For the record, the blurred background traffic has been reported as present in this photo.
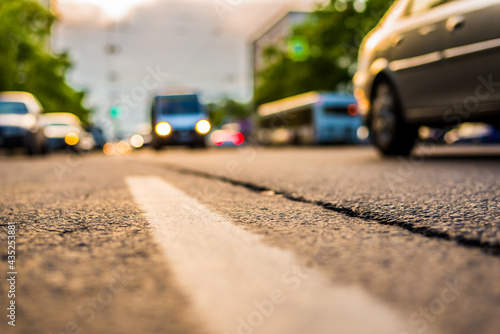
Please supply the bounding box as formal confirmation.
[1,0,499,157]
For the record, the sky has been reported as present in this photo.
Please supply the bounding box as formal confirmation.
[52,0,327,135]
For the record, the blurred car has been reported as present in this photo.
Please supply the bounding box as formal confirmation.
[39,113,95,152]
[0,91,46,155]
[86,125,106,148]
[151,94,210,149]
[444,123,500,144]
[209,123,245,147]
[354,0,500,155]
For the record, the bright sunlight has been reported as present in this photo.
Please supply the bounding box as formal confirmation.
[65,0,154,20]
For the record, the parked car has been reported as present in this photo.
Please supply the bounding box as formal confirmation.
[39,113,94,152]
[0,91,47,155]
[354,0,500,155]
[151,94,210,149]
[445,123,500,144]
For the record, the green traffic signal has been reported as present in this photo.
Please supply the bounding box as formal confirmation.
[288,36,309,62]
[110,106,123,119]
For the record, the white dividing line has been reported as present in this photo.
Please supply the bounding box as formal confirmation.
[126,176,410,334]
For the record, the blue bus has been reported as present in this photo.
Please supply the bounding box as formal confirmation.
[257,91,365,145]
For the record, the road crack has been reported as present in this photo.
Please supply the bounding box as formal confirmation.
[160,162,499,256]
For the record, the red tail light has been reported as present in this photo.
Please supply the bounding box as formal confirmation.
[232,132,244,145]
[347,104,359,116]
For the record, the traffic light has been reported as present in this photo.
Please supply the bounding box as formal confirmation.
[288,36,309,62]
[110,106,123,119]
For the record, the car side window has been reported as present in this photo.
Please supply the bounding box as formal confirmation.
[405,0,449,16]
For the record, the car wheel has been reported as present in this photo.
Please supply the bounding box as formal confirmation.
[197,138,207,148]
[25,134,40,156]
[292,131,302,146]
[190,137,206,149]
[151,136,164,151]
[371,81,418,156]
[40,142,49,155]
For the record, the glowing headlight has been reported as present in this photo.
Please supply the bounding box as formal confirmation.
[130,134,144,148]
[195,120,211,135]
[155,122,171,136]
[65,132,79,146]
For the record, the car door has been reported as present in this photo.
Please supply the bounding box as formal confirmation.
[442,0,500,117]
[388,0,450,119]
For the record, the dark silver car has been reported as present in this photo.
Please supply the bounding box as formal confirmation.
[354,0,500,155]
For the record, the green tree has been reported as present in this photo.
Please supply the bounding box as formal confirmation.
[0,0,91,122]
[206,98,251,127]
[254,0,394,106]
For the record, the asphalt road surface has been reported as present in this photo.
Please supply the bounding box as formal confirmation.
[0,145,499,334]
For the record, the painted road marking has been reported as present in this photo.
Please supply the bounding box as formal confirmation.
[126,176,412,334]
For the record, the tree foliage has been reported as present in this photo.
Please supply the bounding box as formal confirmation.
[254,0,394,106]
[206,99,251,127]
[0,0,90,122]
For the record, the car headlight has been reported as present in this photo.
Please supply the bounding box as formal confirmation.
[155,122,172,136]
[65,132,79,146]
[195,120,211,135]
[130,134,144,148]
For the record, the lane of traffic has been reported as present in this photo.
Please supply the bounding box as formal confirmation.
[149,156,500,334]
[134,147,500,252]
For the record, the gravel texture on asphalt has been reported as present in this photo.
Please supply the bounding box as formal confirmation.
[153,159,500,334]
[139,146,500,253]
[1,148,499,334]
[0,154,204,334]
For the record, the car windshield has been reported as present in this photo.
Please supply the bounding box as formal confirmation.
[0,102,29,115]
[157,97,200,115]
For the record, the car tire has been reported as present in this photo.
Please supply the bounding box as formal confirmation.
[292,131,302,146]
[25,134,40,156]
[41,144,49,155]
[151,135,163,151]
[370,80,418,156]
[190,136,206,149]
[197,138,207,148]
